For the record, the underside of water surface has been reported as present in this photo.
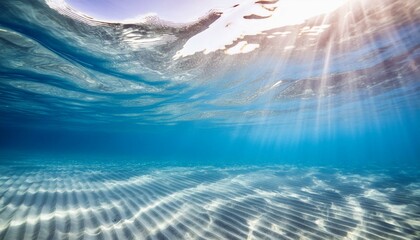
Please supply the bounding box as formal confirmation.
[0,0,419,239]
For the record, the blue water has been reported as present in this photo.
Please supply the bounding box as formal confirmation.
[0,0,419,239]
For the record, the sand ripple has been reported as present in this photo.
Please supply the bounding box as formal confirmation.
[0,164,419,239]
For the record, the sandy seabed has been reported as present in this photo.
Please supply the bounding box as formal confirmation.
[0,162,419,240]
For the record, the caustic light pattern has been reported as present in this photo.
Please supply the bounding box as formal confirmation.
[0,164,419,240]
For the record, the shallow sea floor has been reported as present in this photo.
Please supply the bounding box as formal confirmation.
[0,158,419,240]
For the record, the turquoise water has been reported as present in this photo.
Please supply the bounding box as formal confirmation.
[0,0,419,239]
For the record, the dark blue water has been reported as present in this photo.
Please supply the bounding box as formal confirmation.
[0,0,419,239]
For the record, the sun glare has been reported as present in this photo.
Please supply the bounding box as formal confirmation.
[174,0,348,58]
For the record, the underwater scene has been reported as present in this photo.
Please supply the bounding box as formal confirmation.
[0,0,419,239]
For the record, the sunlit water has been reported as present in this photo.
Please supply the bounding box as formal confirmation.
[0,0,419,239]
